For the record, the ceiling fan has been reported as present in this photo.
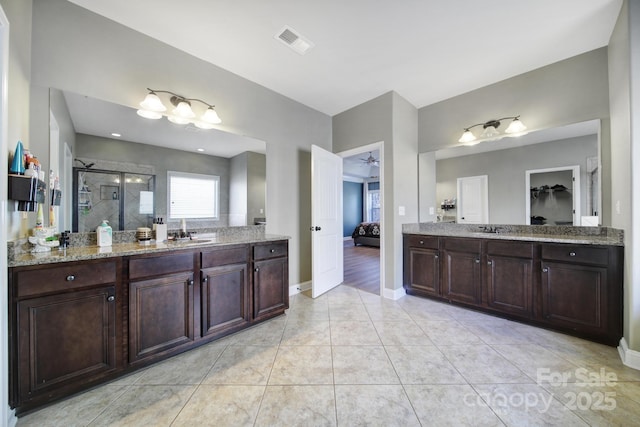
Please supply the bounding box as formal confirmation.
[359,152,379,167]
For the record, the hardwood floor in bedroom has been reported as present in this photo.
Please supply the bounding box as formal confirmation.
[343,239,380,295]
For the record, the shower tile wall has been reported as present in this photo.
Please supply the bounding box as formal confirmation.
[78,171,121,232]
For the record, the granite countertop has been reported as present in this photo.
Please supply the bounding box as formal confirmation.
[402,223,624,246]
[9,234,290,268]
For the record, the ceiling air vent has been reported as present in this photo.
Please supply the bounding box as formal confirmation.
[275,25,314,55]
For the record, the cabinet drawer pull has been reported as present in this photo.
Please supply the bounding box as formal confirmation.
[419,240,424,245]
[107,295,115,302]
[270,249,276,253]
[66,275,75,281]
[542,268,548,273]
[569,252,576,257]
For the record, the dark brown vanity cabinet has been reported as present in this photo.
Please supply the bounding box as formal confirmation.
[128,252,196,365]
[441,238,482,305]
[201,245,251,338]
[540,244,621,344]
[252,241,289,321]
[9,259,122,410]
[485,240,534,318]
[403,234,623,346]
[403,236,440,297]
[10,240,290,414]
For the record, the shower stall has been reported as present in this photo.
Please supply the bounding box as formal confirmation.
[73,168,156,232]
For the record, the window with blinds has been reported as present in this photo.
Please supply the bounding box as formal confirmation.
[168,171,219,219]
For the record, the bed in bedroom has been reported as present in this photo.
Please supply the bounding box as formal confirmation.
[351,222,380,247]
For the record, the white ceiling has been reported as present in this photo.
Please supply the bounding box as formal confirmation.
[68,0,622,116]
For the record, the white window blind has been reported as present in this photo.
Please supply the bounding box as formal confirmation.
[168,171,219,219]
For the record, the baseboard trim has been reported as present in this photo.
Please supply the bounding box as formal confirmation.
[289,280,312,296]
[618,337,640,370]
[383,287,406,300]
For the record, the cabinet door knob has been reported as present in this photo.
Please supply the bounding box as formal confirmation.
[188,279,194,286]
[66,275,75,281]
[542,268,548,273]
[107,295,115,302]
[487,261,492,265]
[255,267,260,272]
[434,255,439,259]
[569,252,576,257]
[475,259,480,264]
[202,276,208,284]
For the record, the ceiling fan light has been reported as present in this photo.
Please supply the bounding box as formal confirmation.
[167,115,191,125]
[505,117,527,134]
[139,92,166,112]
[136,109,163,120]
[201,107,222,124]
[173,101,195,119]
[458,130,477,144]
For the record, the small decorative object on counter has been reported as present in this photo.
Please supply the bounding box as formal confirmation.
[96,220,113,247]
[10,140,25,175]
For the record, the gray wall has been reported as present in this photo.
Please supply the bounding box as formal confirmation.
[75,133,231,228]
[333,91,419,296]
[29,0,332,285]
[1,1,34,423]
[418,48,612,225]
[436,135,598,224]
[609,0,640,352]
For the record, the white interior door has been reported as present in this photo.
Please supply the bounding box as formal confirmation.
[311,145,343,298]
[457,175,488,223]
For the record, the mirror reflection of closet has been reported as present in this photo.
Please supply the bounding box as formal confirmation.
[73,168,155,232]
[526,166,580,226]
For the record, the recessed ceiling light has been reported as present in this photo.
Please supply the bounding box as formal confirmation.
[111,133,121,137]
[196,148,205,152]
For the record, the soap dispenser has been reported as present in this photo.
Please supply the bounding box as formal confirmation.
[96,220,112,247]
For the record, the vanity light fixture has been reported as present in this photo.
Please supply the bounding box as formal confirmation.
[137,88,222,128]
[458,115,527,145]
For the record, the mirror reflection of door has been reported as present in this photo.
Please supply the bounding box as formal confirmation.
[457,175,488,224]
[526,166,580,225]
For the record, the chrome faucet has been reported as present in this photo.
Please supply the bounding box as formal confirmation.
[479,225,502,234]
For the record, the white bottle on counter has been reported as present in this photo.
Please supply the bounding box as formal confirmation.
[96,220,112,247]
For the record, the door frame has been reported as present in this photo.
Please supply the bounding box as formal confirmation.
[337,141,385,296]
[525,165,580,225]
[0,4,14,424]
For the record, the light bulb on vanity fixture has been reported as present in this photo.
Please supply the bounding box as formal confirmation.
[458,115,527,145]
[137,88,222,128]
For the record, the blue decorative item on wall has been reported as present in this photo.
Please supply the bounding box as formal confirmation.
[10,140,25,174]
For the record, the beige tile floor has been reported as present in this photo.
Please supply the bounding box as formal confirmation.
[17,285,640,426]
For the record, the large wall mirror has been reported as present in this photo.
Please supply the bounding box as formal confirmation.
[49,88,267,233]
[419,119,603,226]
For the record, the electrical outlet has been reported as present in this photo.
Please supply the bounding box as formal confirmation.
[399,206,405,216]
[429,207,435,215]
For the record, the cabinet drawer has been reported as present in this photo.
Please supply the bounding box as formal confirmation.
[541,244,609,266]
[15,260,117,298]
[441,237,481,253]
[253,242,287,260]
[129,252,194,279]
[487,240,533,259]
[201,246,248,268]
[404,235,438,249]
